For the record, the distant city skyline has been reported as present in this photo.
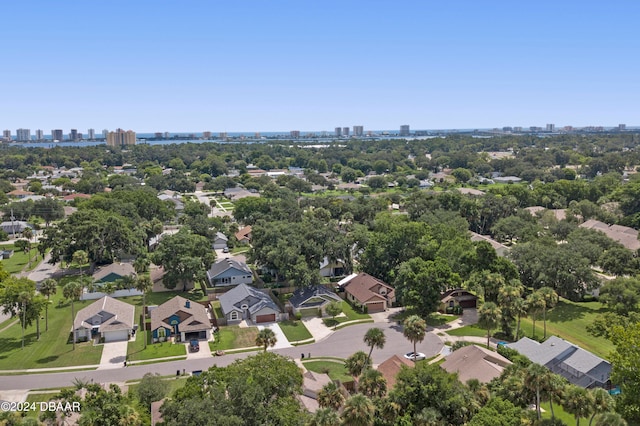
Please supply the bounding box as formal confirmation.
[2,1,639,131]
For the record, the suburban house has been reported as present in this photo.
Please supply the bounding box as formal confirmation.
[72,296,135,342]
[235,226,252,244]
[157,193,184,212]
[508,336,611,388]
[206,258,253,288]
[470,232,510,257]
[440,344,512,383]
[150,296,212,343]
[338,272,395,313]
[377,355,414,390]
[0,221,30,235]
[319,257,347,278]
[212,231,228,250]
[287,285,343,316]
[439,288,478,312]
[218,283,282,324]
[92,263,136,283]
[579,219,640,251]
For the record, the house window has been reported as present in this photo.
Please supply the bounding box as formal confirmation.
[158,328,166,338]
[380,288,387,296]
[230,311,238,320]
[449,301,454,308]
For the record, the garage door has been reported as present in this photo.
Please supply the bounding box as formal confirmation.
[104,330,129,342]
[255,314,276,323]
[366,302,385,313]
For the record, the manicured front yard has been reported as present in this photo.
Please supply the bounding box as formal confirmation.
[323,301,371,327]
[279,320,312,341]
[303,360,352,382]
[446,324,488,338]
[0,291,103,370]
[126,308,186,362]
[210,326,259,351]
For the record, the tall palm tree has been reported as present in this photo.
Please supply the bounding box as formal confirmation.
[358,368,387,398]
[478,302,501,348]
[39,278,57,332]
[72,250,89,278]
[526,291,546,339]
[255,328,277,352]
[63,281,83,350]
[538,287,559,339]
[526,362,549,421]
[134,275,153,348]
[512,297,527,341]
[563,385,594,426]
[546,371,568,421]
[345,351,371,386]
[363,327,386,364]
[309,408,341,426]
[402,315,427,360]
[592,412,628,426]
[589,388,614,426]
[23,227,33,268]
[18,291,31,350]
[341,394,375,426]
[497,283,523,340]
[318,381,345,411]
[133,255,150,275]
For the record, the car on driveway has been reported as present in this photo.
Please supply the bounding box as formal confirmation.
[189,339,200,352]
[404,351,426,361]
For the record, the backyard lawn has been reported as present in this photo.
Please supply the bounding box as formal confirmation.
[279,320,313,342]
[0,244,40,274]
[303,360,352,382]
[210,326,259,351]
[0,287,103,370]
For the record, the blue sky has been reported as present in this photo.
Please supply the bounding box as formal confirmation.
[1,1,639,133]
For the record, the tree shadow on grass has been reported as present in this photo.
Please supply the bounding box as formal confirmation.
[546,301,592,323]
[36,355,59,364]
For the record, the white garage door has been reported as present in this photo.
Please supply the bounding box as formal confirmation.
[104,330,129,342]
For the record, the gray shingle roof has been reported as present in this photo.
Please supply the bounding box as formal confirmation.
[289,285,341,309]
[73,296,135,332]
[206,258,251,280]
[92,263,135,282]
[218,284,281,316]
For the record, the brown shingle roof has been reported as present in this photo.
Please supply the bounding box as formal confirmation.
[440,344,512,384]
[579,219,640,251]
[73,296,135,332]
[343,273,394,305]
[377,355,414,390]
[235,226,252,241]
[150,296,210,333]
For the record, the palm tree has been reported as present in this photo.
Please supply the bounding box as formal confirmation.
[63,281,83,350]
[402,315,427,360]
[72,250,89,278]
[588,388,614,426]
[318,381,345,411]
[133,255,150,275]
[39,278,57,332]
[134,275,153,348]
[23,227,33,268]
[345,351,371,386]
[512,297,527,341]
[526,362,549,420]
[546,371,568,421]
[478,302,501,348]
[526,291,546,338]
[592,412,628,426]
[341,394,375,426]
[466,378,490,407]
[497,283,523,340]
[413,407,441,426]
[358,368,387,398]
[255,328,277,352]
[309,408,341,426]
[563,385,594,426]
[18,291,31,350]
[538,287,559,339]
[363,327,386,364]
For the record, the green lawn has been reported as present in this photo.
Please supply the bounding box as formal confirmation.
[126,304,186,361]
[446,324,488,338]
[303,360,352,382]
[428,313,457,326]
[209,326,259,351]
[0,244,40,274]
[323,301,371,327]
[0,287,103,370]
[540,401,575,425]
[519,299,614,360]
[279,320,312,341]
[24,392,58,419]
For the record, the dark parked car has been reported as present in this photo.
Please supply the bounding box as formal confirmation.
[189,339,200,352]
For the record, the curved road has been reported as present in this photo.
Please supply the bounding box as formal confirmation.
[0,321,443,391]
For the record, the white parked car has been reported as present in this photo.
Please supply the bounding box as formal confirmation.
[404,351,426,361]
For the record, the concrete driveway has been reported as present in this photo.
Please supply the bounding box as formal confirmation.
[185,339,213,359]
[97,341,128,370]
[257,323,292,350]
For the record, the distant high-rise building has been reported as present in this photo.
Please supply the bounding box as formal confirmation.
[400,125,410,136]
[16,128,31,141]
[353,126,364,136]
[546,123,555,132]
[154,132,163,139]
[69,129,78,141]
[513,127,523,132]
[203,131,212,139]
[619,124,626,131]
[2,130,11,141]
[87,128,95,140]
[52,129,64,141]
[342,127,350,137]
[163,132,170,139]
[335,127,342,137]
[254,132,261,139]
[102,129,109,139]
[219,132,228,140]
[290,130,300,139]
[502,127,513,132]
[106,128,136,147]
[35,129,44,141]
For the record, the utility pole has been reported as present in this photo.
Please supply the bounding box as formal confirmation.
[10,208,16,238]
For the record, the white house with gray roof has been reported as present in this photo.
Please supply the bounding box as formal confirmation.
[206,258,253,288]
[218,283,282,324]
[73,296,135,342]
[508,336,611,388]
